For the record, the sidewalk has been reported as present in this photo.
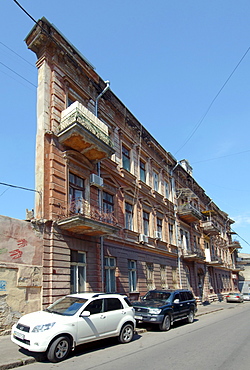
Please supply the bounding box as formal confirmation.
[0,301,237,370]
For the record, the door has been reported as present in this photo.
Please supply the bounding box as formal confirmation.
[76,298,107,344]
[103,298,126,335]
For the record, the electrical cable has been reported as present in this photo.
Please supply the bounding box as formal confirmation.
[232,230,250,247]
[0,61,36,87]
[192,149,250,164]
[0,181,41,194]
[0,40,36,68]
[174,46,250,155]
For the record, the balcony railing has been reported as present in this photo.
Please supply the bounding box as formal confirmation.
[228,240,242,249]
[182,248,205,261]
[56,198,119,236]
[202,221,220,235]
[57,102,114,161]
[177,203,202,223]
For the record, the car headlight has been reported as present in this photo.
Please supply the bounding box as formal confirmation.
[32,322,56,332]
[148,308,161,314]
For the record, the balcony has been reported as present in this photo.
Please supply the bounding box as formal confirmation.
[228,240,242,249]
[56,199,119,236]
[202,221,220,235]
[182,248,205,261]
[207,256,223,266]
[57,102,114,161]
[177,203,202,223]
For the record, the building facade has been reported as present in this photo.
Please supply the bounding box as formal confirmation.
[23,17,241,308]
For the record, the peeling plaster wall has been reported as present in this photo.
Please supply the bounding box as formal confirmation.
[0,216,43,335]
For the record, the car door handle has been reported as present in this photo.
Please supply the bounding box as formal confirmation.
[180,304,183,306]
[100,315,106,319]
[122,311,126,315]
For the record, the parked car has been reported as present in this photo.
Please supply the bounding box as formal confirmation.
[242,293,250,301]
[226,292,244,303]
[133,289,197,331]
[11,293,135,362]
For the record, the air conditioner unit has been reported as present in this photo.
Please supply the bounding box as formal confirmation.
[154,231,162,240]
[139,234,148,244]
[90,174,103,187]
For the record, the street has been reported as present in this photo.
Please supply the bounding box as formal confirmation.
[17,303,250,370]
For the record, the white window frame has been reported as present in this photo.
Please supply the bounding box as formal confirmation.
[105,257,116,293]
[128,260,137,292]
[70,251,86,293]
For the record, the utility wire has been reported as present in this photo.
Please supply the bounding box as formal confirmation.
[13,0,79,68]
[192,149,250,164]
[0,61,36,87]
[0,40,36,68]
[0,182,41,194]
[232,230,250,247]
[175,46,250,155]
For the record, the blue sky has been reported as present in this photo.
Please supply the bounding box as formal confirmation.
[1,0,250,252]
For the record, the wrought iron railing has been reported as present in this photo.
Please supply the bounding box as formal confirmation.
[57,198,118,226]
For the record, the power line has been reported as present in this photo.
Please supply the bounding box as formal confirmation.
[232,230,250,247]
[175,46,250,155]
[13,0,80,69]
[0,182,41,194]
[192,149,250,164]
[0,40,36,68]
[0,61,36,87]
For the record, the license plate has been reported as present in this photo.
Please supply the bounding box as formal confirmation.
[135,315,143,320]
[14,331,25,340]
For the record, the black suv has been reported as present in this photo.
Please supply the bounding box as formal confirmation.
[133,289,197,331]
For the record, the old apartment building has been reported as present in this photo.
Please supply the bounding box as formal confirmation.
[19,17,241,309]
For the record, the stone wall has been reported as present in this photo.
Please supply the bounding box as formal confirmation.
[0,215,43,335]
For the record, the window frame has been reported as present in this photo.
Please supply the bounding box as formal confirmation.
[128,260,137,292]
[70,251,86,293]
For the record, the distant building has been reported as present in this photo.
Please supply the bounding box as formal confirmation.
[236,253,250,293]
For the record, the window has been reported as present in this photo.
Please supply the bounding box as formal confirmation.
[157,217,162,233]
[153,171,159,192]
[168,223,174,244]
[128,260,137,292]
[160,265,167,289]
[85,299,103,315]
[143,211,149,236]
[140,160,146,182]
[70,251,86,293]
[122,145,130,171]
[172,267,178,289]
[105,257,116,293]
[105,298,123,311]
[125,202,133,230]
[146,263,154,290]
[165,181,170,199]
[103,192,114,214]
[69,173,85,214]
[67,96,75,107]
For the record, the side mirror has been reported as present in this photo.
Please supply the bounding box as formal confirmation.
[173,299,180,304]
[80,310,90,317]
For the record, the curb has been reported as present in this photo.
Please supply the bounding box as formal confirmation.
[0,357,36,370]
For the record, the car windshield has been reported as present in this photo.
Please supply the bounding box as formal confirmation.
[143,291,171,302]
[45,297,88,316]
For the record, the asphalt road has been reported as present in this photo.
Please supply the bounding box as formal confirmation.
[18,303,250,370]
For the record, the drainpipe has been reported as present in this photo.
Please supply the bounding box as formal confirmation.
[95,81,110,292]
[170,162,183,289]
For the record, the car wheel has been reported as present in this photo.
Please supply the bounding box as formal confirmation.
[118,323,134,344]
[159,314,171,331]
[47,336,71,362]
[186,310,194,323]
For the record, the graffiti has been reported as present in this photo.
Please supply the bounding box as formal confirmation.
[17,239,28,248]
[9,249,23,259]
[9,238,28,260]
[0,280,7,291]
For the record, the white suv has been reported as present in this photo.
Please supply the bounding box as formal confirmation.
[11,293,135,362]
